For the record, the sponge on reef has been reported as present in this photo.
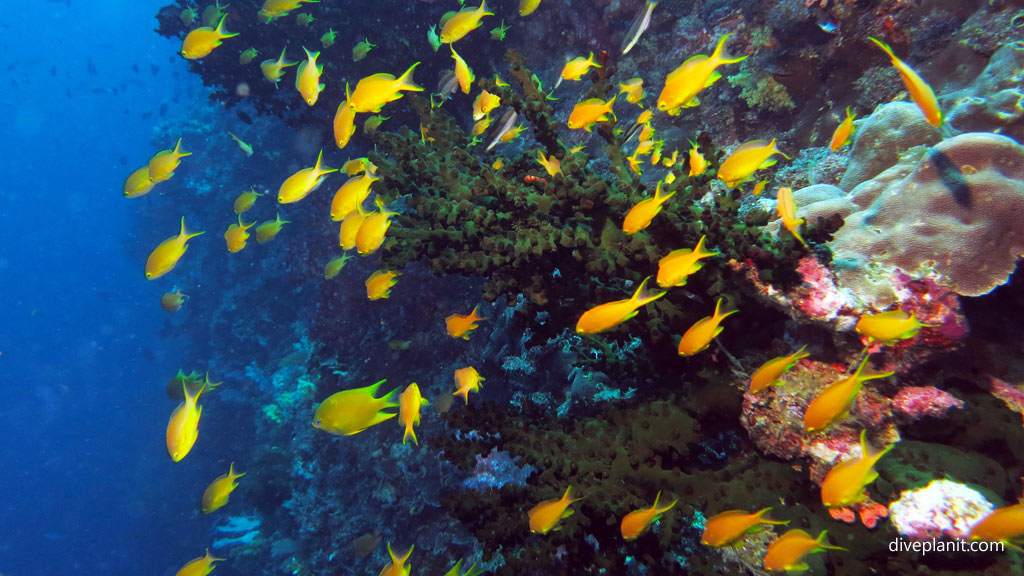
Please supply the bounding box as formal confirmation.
[830,132,1024,307]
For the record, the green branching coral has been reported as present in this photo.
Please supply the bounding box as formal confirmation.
[727,61,796,114]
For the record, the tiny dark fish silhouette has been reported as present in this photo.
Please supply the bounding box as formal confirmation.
[927,148,972,208]
[150,63,159,75]
[87,58,97,75]
[132,63,139,74]
[237,110,253,124]
[159,102,168,117]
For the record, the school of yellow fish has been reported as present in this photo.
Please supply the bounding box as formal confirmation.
[136,2,1023,573]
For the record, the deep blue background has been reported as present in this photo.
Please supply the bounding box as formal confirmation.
[0,2,218,574]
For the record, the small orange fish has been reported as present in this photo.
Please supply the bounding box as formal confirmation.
[201,462,245,514]
[174,549,224,576]
[620,491,677,540]
[453,366,484,404]
[334,91,358,150]
[354,199,397,255]
[869,37,941,127]
[804,355,893,433]
[161,288,188,312]
[312,379,399,436]
[763,529,844,572]
[446,306,487,339]
[339,206,369,251]
[398,382,429,445]
[233,187,263,214]
[820,429,894,508]
[224,215,256,253]
[181,14,237,60]
[701,507,789,548]
[622,181,675,235]
[829,107,856,151]
[776,187,808,248]
[576,276,665,334]
[146,217,204,280]
[749,345,809,393]
[379,543,414,576]
[687,141,706,177]
[123,166,155,198]
[148,138,191,183]
[655,235,719,288]
[255,213,290,243]
[967,504,1024,548]
[166,379,209,462]
[677,298,737,356]
[855,310,938,344]
[528,486,583,534]
[365,270,401,300]
[567,95,616,131]
[278,149,338,204]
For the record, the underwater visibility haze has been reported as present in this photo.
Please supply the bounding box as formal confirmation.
[4,0,1024,574]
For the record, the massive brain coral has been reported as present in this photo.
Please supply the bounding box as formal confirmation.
[829,132,1024,308]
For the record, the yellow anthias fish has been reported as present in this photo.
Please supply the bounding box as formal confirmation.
[354,199,397,255]
[446,306,487,339]
[490,20,511,41]
[255,213,290,243]
[700,507,788,547]
[259,0,317,22]
[451,46,474,94]
[201,1,228,28]
[443,559,483,576]
[576,276,666,334]
[528,486,583,534]
[224,215,256,253]
[626,152,644,176]
[568,95,616,131]
[687,141,706,176]
[657,34,747,115]
[472,90,501,120]
[146,217,204,280]
[829,107,856,151]
[869,37,941,127]
[278,149,337,204]
[233,187,263,214]
[123,166,155,198]
[161,288,188,312]
[148,138,191,183]
[398,382,429,445]
[471,116,492,137]
[536,150,561,176]
[312,379,399,436]
[619,77,644,104]
[763,529,844,572]
[342,157,372,176]
[623,181,675,235]
[181,6,198,26]
[261,47,298,86]
[820,429,894,507]
[662,148,679,168]
[749,345,810,393]
[347,62,423,113]
[561,52,601,81]
[334,90,358,150]
[499,124,526,143]
[324,253,353,279]
[677,298,737,356]
[855,310,937,344]
[295,47,325,106]
[439,1,493,44]
[181,14,237,60]
[330,173,378,221]
[175,549,224,576]
[239,47,259,65]
[379,543,414,576]
[352,38,376,62]
[718,138,790,188]
[201,462,245,514]
[775,186,808,248]
[321,28,337,48]
[519,0,541,16]
[453,366,484,404]
[804,355,894,433]
[634,135,655,154]
[656,235,719,288]
[636,109,653,125]
[620,491,677,540]
[751,180,769,196]
[968,504,1024,548]
[227,132,254,157]
[166,379,208,462]
[363,114,389,134]
[339,206,369,250]
[366,270,401,300]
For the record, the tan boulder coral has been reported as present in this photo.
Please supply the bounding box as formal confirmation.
[830,132,1024,308]
[839,102,943,192]
[945,41,1024,142]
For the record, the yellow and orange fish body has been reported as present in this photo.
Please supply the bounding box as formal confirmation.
[687,141,706,176]
[451,46,474,94]
[619,77,644,104]
[146,217,204,280]
[869,37,941,127]
[124,166,155,198]
[620,491,677,540]
[656,235,719,288]
[181,14,237,60]
[453,366,484,404]
[568,96,616,131]
[829,107,856,151]
[296,47,325,106]
[804,355,893,433]
[161,288,188,312]
[334,89,358,150]
[366,270,401,300]
[379,543,414,576]
[820,429,894,507]
[330,173,378,221]
[233,187,263,214]
[855,310,938,344]
[259,0,318,22]
[701,507,788,548]
[718,138,789,188]
[473,90,501,120]
[224,215,256,253]
[354,199,397,255]
[528,486,583,534]
[312,379,399,436]
[561,52,601,81]
[677,298,737,356]
[576,276,665,334]
[398,383,429,445]
[657,34,747,115]
[175,549,224,576]
[967,504,1024,548]
[348,63,423,113]
[446,306,487,339]
[439,2,493,44]
[201,462,245,514]
[261,47,297,85]
[774,186,808,248]
[148,138,191,183]
[536,150,562,176]
[519,0,542,17]
[763,529,844,572]
[278,149,337,204]
[255,213,290,243]
[339,206,370,250]
[623,181,675,234]
[166,379,209,462]
[749,345,809,393]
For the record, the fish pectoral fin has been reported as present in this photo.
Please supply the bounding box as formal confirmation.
[788,562,810,573]
[562,508,576,519]
[682,96,700,108]
[368,411,398,427]
[759,158,778,169]
[704,71,722,87]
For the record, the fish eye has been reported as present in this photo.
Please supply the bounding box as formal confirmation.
[313,419,321,427]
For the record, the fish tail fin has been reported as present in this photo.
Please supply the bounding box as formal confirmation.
[769,138,792,160]
[463,562,484,576]
[396,62,423,92]
[589,51,601,68]
[228,461,245,478]
[654,180,676,204]
[204,548,226,563]
[694,235,720,257]
[606,94,618,121]
[403,423,417,445]
[471,305,489,322]
[214,14,238,38]
[388,543,414,564]
[756,507,789,525]
[379,385,401,408]
[792,344,811,361]
[179,216,205,240]
[173,137,192,157]
[631,276,667,306]
[867,37,895,60]
[713,297,738,320]
[454,389,469,404]
[711,34,747,64]
[815,530,847,551]
[479,0,494,17]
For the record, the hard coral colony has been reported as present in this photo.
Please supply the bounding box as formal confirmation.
[145,0,1024,575]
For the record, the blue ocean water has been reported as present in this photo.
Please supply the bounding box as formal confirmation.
[0,2,205,574]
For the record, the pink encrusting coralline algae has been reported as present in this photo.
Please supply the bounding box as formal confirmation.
[892,386,965,422]
[889,480,995,540]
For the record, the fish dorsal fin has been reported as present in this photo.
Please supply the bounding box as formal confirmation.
[733,139,770,154]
